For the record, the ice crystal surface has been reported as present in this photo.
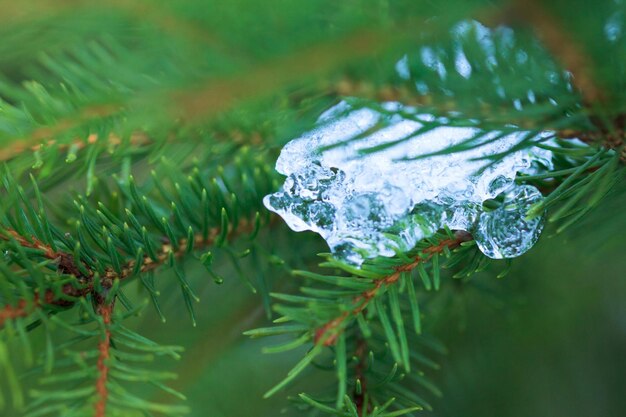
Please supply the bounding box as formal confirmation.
[474,185,545,259]
[264,100,553,265]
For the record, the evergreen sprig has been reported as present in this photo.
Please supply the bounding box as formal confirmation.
[0,1,624,416]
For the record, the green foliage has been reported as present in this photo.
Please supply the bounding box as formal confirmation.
[0,1,624,417]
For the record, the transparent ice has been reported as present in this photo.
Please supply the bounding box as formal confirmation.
[263,100,556,265]
[474,185,545,259]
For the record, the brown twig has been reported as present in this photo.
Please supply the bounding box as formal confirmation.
[560,115,626,162]
[0,131,152,163]
[94,301,113,417]
[0,105,121,162]
[2,229,87,279]
[314,232,471,347]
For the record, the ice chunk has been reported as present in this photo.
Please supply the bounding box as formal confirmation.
[264,100,554,265]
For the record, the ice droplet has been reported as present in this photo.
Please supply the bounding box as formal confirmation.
[474,185,545,259]
[264,100,555,265]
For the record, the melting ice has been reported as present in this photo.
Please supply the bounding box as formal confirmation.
[264,100,553,265]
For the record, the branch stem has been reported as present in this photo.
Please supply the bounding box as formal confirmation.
[314,232,471,347]
[94,301,113,417]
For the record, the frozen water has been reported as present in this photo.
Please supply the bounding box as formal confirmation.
[263,100,555,265]
[395,55,411,80]
[454,47,472,79]
[474,185,545,259]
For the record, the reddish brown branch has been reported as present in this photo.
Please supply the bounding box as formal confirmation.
[0,105,121,162]
[94,302,113,417]
[2,229,87,279]
[314,232,471,347]
[3,229,60,260]
[0,300,30,327]
[560,115,626,162]
[0,131,151,163]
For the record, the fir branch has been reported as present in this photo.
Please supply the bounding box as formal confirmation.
[1,3,623,416]
[0,14,437,151]
[0,217,255,325]
[314,231,472,347]
[2,218,254,284]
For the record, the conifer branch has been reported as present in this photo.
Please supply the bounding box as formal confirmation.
[2,229,60,260]
[1,3,623,415]
[0,17,432,153]
[314,231,472,347]
[0,217,255,326]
